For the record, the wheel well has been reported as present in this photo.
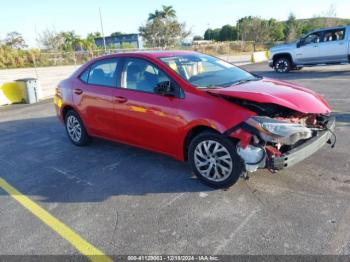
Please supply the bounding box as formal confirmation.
[183,126,220,161]
[62,105,75,122]
[273,53,293,65]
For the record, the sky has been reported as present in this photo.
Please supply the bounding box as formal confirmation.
[1,0,350,47]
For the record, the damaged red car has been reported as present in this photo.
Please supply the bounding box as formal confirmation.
[54,51,336,188]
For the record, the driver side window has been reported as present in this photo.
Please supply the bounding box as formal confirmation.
[122,58,170,94]
[304,32,321,45]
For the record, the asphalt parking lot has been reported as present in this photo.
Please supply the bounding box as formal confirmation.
[0,62,350,257]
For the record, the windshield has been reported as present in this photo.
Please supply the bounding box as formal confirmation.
[159,54,259,88]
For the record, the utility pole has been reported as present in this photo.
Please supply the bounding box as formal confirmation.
[207,23,210,40]
[99,7,107,54]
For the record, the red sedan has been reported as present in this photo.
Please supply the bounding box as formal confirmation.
[54,51,336,188]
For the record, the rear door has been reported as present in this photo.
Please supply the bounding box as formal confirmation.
[295,31,321,64]
[73,58,121,140]
[318,28,348,63]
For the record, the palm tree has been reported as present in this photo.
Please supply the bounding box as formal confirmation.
[148,5,176,21]
[161,5,176,19]
[60,31,80,51]
[148,10,163,21]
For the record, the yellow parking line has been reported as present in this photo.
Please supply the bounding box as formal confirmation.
[0,177,113,262]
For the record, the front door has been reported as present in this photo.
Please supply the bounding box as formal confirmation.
[295,31,321,64]
[113,57,184,156]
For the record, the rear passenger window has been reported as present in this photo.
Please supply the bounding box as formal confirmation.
[88,59,118,87]
[323,29,345,42]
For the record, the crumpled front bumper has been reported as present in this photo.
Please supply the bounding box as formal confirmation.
[268,117,336,170]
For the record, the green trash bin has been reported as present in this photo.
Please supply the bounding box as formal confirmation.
[15,78,39,104]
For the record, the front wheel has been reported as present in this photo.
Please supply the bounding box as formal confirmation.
[188,132,244,188]
[274,57,292,73]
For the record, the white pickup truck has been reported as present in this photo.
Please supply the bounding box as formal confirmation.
[269,25,350,72]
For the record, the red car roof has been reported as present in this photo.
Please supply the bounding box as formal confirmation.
[95,50,197,60]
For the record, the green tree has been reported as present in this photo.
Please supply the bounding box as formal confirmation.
[237,16,254,41]
[59,31,81,51]
[148,5,176,21]
[268,19,285,41]
[284,13,302,42]
[237,16,271,49]
[87,32,102,39]
[85,33,98,48]
[219,25,237,41]
[204,28,220,41]
[161,5,176,19]
[148,10,164,21]
[204,29,213,40]
[110,32,123,37]
[193,35,204,41]
[140,6,190,48]
[37,29,65,51]
[4,32,27,49]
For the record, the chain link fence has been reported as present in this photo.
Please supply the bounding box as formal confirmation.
[1,41,277,70]
[33,47,163,68]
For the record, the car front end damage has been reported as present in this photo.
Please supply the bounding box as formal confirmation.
[225,101,336,174]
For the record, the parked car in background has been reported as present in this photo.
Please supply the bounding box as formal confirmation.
[269,25,350,72]
[55,51,335,188]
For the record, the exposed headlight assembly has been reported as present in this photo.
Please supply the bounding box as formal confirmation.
[245,116,312,145]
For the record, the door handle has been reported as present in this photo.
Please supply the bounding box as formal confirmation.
[74,88,83,95]
[114,96,128,103]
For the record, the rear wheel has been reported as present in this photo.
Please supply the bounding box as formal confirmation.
[274,57,292,73]
[188,132,244,188]
[65,110,91,146]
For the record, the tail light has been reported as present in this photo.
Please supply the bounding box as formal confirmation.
[55,86,62,97]
[54,86,63,108]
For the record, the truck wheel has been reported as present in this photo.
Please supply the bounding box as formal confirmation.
[188,132,244,188]
[274,57,292,73]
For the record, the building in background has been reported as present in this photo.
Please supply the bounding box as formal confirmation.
[95,34,143,49]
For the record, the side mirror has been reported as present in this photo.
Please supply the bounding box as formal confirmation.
[297,39,304,48]
[154,81,175,96]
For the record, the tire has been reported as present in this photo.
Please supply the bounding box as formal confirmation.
[64,110,91,146]
[274,57,292,73]
[188,132,244,188]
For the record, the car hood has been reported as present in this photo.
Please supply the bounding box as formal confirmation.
[206,78,332,114]
[270,43,296,52]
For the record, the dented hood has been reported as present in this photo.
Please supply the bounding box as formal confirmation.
[207,78,332,114]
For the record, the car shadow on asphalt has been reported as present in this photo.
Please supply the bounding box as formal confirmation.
[0,116,213,203]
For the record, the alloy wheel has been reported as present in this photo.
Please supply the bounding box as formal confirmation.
[194,140,233,182]
[275,59,289,72]
[66,115,82,143]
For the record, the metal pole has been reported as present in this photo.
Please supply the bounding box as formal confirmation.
[99,7,107,54]
[32,54,39,79]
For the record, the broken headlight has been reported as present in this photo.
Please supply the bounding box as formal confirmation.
[245,116,312,145]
